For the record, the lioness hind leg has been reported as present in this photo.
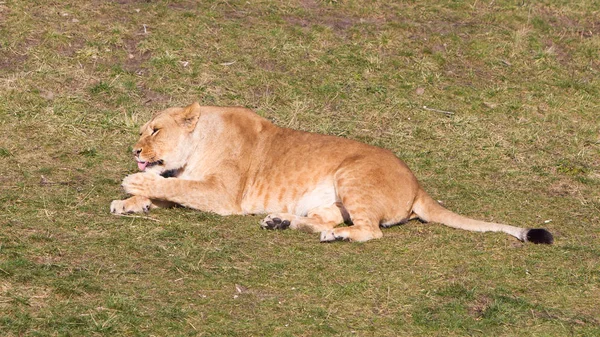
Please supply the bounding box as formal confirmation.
[320,173,385,242]
[261,204,344,233]
[320,218,383,242]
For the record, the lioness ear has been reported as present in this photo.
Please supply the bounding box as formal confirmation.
[176,101,201,131]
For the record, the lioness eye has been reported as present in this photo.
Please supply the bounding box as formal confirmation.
[151,128,159,135]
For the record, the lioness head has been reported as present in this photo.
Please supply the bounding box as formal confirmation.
[132,102,201,174]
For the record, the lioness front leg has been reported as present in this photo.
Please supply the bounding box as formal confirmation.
[121,172,240,215]
[110,195,175,214]
[110,195,152,214]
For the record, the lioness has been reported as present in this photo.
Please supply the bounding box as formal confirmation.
[111,102,553,244]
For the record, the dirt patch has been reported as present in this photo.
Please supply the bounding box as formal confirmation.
[543,39,572,65]
[108,0,152,4]
[467,295,493,318]
[299,0,319,10]
[285,16,311,28]
[547,180,581,197]
[284,14,382,37]
[531,308,599,326]
[533,7,600,67]
[122,37,152,74]
[55,37,86,58]
[0,3,34,72]
[167,1,198,11]
[284,3,387,36]
[139,85,171,105]
[255,59,287,73]
[536,6,600,37]
[0,3,9,23]
[0,50,28,72]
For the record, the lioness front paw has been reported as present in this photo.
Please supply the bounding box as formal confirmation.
[122,172,162,197]
[261,214,292,230]
[110,196,152,214]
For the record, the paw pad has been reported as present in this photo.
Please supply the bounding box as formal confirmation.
[264,217,291,230]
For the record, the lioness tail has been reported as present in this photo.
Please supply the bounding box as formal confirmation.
[412,189,553,244]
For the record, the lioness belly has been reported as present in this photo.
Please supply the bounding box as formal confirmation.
[241,179,337,216]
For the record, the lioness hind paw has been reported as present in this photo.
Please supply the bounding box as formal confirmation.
[261,215,291,230]
[320,229,346,242]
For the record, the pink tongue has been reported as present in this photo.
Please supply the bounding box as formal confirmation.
[137,161,148,171]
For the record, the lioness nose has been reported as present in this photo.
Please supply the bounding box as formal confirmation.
[133,148,142,156]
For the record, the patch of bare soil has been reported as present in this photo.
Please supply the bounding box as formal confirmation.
[108,0,152,5]
[547,180,581,197]
[55,37,85,57]
[0,50,28,71]
[467,295,493,318]
[139,84,170,105]
[122,37,152,74]
[533,7,600,68]
[284,2,387,36]
[536,6,600,37]
[0,3,8,23]
[0,3,33,71]
[255,59,287,73]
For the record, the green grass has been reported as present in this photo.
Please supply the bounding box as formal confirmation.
[1,0,599,336]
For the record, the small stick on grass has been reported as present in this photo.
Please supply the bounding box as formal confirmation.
[423,105,455,115]
[113,214,161,222]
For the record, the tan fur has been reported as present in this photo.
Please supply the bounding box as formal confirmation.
[111,102,552,243]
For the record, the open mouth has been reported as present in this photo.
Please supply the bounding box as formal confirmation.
[137,159,164,171]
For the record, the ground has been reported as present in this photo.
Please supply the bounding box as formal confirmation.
[0,0,599,336]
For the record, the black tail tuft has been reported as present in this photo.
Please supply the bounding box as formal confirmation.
[526,228,554,244]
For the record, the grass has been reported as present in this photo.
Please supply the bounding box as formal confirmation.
[1,0,599,335]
